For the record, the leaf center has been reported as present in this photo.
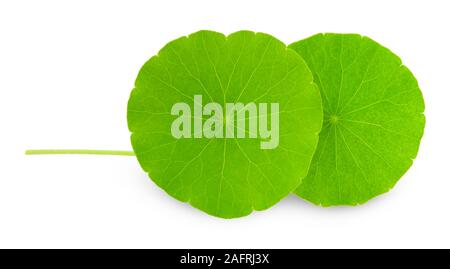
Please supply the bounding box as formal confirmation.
[329,115,340,125]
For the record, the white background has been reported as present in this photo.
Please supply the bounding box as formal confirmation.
[1,0,449,248]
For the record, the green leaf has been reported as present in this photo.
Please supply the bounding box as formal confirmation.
[127,30,322,218]
[289,33,425,206]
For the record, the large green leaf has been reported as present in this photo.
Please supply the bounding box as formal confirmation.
[128,30,323,218]
[289,33,425,206]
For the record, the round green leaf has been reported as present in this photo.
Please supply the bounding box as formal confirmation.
[289,33,425,206]
[127,30,322,218]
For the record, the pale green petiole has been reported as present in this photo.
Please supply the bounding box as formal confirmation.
[25,149,135,156]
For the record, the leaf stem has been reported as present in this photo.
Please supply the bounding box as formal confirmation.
[25,149,135,156]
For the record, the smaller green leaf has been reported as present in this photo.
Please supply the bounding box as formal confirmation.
[289,33,425,206]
